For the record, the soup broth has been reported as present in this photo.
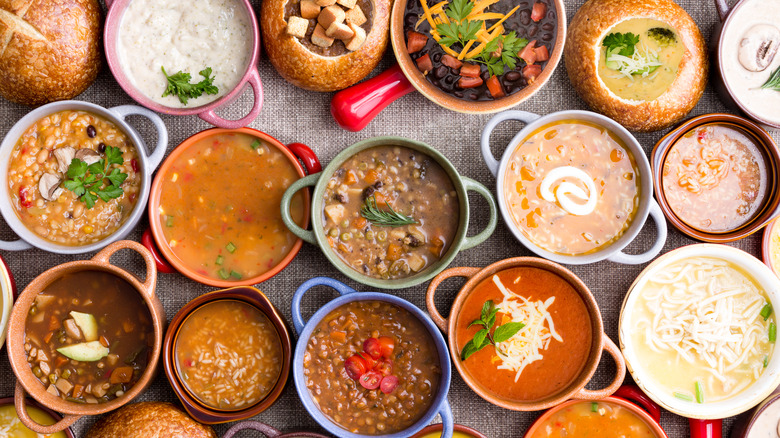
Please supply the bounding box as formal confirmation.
[504,120,640,255]
[0,404,68,438]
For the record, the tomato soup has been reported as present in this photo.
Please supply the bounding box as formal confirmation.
[529,400,659,438]
[158,133,306,282]
[456,267,592,401]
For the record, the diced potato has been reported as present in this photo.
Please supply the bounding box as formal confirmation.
[39,361,50,375]
[106,353,119,367]
[407,254,426,272]
[324,204,346,223]
[36,349,48,363]
[63,318,83,340]
[55,378,73,395]
[34,294,56,309]
[46,385,59,396]
[92,384,107,398]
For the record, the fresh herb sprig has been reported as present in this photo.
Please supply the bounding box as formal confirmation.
[62,146,128,209]
[360,195,418,227]
[470,31,528,76]
[760,66,780,92]
[435,0,482,48]
[161,66,219,105]
[602,32,640,57]
[460,300,525,361]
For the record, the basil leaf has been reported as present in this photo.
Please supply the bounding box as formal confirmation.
[472,328,489,349]
[480,300,492,322]
[460,333,491,361]
[493,322,526,343]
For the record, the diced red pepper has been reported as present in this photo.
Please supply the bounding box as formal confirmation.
[458,76,484,88]
[406,31,428,54]
[130,159,139,173]
[519,40,537,65]
[19,186,32,208]
[459,63,481,78]
[486,75,505,98]
[523,64,543,83]
[531,2,547,22]
[534,45,550,62]
[415,53,433,73]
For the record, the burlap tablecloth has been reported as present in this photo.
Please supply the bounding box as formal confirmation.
[1,0,777,436]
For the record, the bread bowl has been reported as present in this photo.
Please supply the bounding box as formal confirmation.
[85,402,216,438]
[261,0,390,91]
[0,0,101,106]
[565,0,707,132]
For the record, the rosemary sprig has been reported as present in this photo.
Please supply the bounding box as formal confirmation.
[360,194,418,227]
[760,66,780,91]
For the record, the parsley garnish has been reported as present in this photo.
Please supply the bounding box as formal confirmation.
[161,66,219,105]
[460,300,525,361]
[62,146,128,209]
[435,0,482,48]
[470,31,528,76]
[602,32,640,57]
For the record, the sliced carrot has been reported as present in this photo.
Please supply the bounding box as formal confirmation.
[522,64,543,83]
[460,63,481,78]
[54,356,68,368]
[406,31,428,54]
[458,76,484,88]
[486,75,505,98]
[48,315,60,332]
[43,331,54,344]
[354,216,367,229]
[531,2,547,22]
[72,384,84,399]
[364,169,380,185]
[330,330,347,343]
[386,244,403,262]
[345,170,358,185]
[534,45,550,62]
[109,366,134,384]
[519,40,537,65]
[441,54,463,70]
[416,53,433,74]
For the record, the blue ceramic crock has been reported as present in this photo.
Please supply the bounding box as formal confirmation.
[292,277,453,438]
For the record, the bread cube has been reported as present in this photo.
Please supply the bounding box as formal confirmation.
[300,0,321,19]
[315,0,337,6]
[345,5,367,26]
[337,0,358,9]
[318,5,346,29]
[345,22,367,51]
[286,16,309,38]
[311,23,335,47]
[326,22,355,40]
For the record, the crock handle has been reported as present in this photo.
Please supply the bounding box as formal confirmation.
[287,142,322,175]
[480,110,541,176]
[606,200,667,265]
[281,173,321,245]
[292,277,357,335]
[141,229,177,274]
[690,418,722,438]
[0,238,32,251]
[461,177,498,250]
[331,64,416,132]
[613,385,661,423]
[109,105,168,172]
[199,68,264,129]
[714,0,730,22]
[92,240,158,295]
[572,335,626,399]
[15,381,81,434]
[426,267,482,333]
[223,421,282,438]
[438,399,454,438]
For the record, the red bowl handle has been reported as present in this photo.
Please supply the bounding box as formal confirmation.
[613,385,662,424]
[690,418,722,438]
[141,229,177,274]
[330,64,416,132]
[287,142,322,174]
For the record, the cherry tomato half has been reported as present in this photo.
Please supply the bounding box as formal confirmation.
[363,337,382,359]
[375,358,393,376]
[359,371,382,390]
[345,354,368,380]
[380,375,399,394]
[377,336,395,358]
[359,352,376,370]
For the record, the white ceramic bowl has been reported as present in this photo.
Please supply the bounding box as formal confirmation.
[619,244,780,419]
[0,255,14,349]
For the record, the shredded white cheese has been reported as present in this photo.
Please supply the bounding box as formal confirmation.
[492,275,563,382]
[606,44,662,79]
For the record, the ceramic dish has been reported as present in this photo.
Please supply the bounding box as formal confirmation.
[163,287,291,424]
[5,241,164,434]
[144,128,320,287]
[224,420,330,438]
[652,113,780,243]
[0,101,167,254]
[730,387,780,438]
[481,109,667,265]
[411,423,486,438]
[427,257,626,411]
[292,276,454,438]
[0,256,16,351]
[103,0,263,129]
[330,0,566,131]
[0,396,75,438]
[280,136,496,289]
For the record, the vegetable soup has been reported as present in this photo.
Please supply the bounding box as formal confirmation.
[662,123,768,233]
[0,404,69,438]
[504,120,640,255]
[158,133,306,282]
[175,300,283,410]
[23,271,153,404]
[528,400,659,438]
[322,146,459,279]
[629,257,775,403]
[456,267,592,401]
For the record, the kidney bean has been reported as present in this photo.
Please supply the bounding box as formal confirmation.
[505,71,522,81]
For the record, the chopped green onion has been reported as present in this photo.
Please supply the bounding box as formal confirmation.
[230,270,242,279]
[226,242,237,253]
[215,255,224,266]
[674,392,693,402]
[695,381,704,403]
[770,322,777,343]
[764,355,769,368]
[218,268,229,280]
[250,139,261,149]
[165,215,174,227]
[761,303,773,320]
[591,402,598,412]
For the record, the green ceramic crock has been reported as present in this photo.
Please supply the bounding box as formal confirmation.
[280,136,497,289]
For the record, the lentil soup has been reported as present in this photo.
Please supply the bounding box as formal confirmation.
[304,300,442,435]
[322,146,459,280]
[7,110,141,246]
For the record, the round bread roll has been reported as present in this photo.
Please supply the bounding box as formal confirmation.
[565,0,707,132]
[261,0,390,92]
[86,402,217,438]
[0,0,101,106]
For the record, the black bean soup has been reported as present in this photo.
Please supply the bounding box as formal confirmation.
[403,0,558,100]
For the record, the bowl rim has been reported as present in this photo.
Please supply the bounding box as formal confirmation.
[409,423,487,438]
[0,255,14,350]
[162,287,292,424]
[761,219,780,277]
[0,396,75,438]
[147,127,310,287]
[390,0,566,114]
[292,288,452,438]
[650,113,780,242]
[618,243,780,419]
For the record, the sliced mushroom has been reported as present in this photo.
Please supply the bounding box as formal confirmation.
[38,173,63,201]
[53,146,75,173]
[75,148,101,165]
[738,24,780,72]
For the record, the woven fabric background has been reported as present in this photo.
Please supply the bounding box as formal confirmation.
[1,0,778,436]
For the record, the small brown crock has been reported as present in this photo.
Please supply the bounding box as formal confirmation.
[652,113,780,243]
[5,240,164,434]
[0,396,75,438]
[426,257,626,411]
[163,287,292,424]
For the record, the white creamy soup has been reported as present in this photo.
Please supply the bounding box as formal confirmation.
[721,0,780,125]
[117,0,253,108]
[747,398,780,438]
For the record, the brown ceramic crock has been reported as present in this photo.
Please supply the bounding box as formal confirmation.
[410,423,487,438]
[730,386,780,438]
[5,240,164,434]
[163,287,292,424]
[426,257,626,411]
[223,420,330,438]
[651,113,780,243]
[0,396,75,438]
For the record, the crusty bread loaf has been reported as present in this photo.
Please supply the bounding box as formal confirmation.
[0,0,102,106]
[85,402,217,438]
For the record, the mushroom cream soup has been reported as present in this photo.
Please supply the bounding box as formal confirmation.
[117,0,253,108]
[630,257,775,403]
[747,399,780,438]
